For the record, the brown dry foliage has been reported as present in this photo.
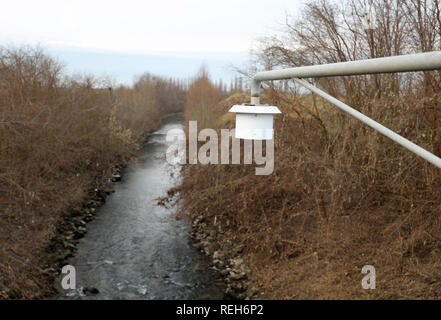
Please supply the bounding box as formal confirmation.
[185,67,220,131]
[0,46,184,298]
[180,0,441,299]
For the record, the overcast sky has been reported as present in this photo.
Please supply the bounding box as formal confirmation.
[0,0,303,84]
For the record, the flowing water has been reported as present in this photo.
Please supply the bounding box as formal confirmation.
[58,113,223,300]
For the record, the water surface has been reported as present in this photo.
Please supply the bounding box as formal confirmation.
[58,113,223,300]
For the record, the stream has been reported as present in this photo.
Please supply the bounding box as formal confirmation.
[57,113,224,300]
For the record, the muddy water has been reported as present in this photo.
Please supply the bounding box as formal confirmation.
[58,113,223,300]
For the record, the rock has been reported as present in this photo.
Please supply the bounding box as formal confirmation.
[103,187,115,195]
[230,258,244,267]
[111,174,122,182]
[224,287,242,300]
[73,226,87,239]
[0,290,8,299]
[229,271,247,281]
[189,209,255,300]
[70,207,82,217]
[96,189,107,200]
[83,286,100,294]
[62,241,75,249]
[220,269,230,276]
[193,242,203,250]
[63,249,73,259]
[87,200,98,207]
[77,226,87,234]
[73,219,86,227]
[213,259,225,267]
[213,251,222,260]
[232,282,245,292]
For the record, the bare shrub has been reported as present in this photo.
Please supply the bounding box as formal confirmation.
[0,46,185,298]
[184,67,220,130]
[180,0,441,299]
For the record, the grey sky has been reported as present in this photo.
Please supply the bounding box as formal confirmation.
[1,0,302,84]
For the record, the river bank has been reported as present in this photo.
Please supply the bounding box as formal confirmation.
[53,113,224,300]
[1,159,131,300]
[0,113,182,300]
[0,47,189,299]
[188,207,262,300]
[37,164,124,299]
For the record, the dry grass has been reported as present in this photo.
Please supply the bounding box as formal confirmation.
[179,66,441,299]
[176,0,441,299]
[0,46,184,298]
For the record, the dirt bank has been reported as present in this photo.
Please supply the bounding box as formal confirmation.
[0,155,132,300]
[188,206,261,300]
[0,46,186,299]
[38,164,126,298]
[179,89,441,300]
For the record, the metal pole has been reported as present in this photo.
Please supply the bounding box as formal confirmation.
[251,79,260,105]
[293,78,441,170]
[254,51,441,82]
[250,51,441,106]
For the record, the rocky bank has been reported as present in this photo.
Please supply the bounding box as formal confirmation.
[39,164,125,297]
[189,213,263,300]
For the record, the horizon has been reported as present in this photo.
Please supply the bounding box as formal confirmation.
[46,45,250,86]
[0,0,302,86]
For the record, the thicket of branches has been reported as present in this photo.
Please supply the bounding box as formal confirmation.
[180,0,441,299]
[0,46,185,298]
[185,68,221,130]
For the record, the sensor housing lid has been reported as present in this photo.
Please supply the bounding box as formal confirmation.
[228,104,281,140]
